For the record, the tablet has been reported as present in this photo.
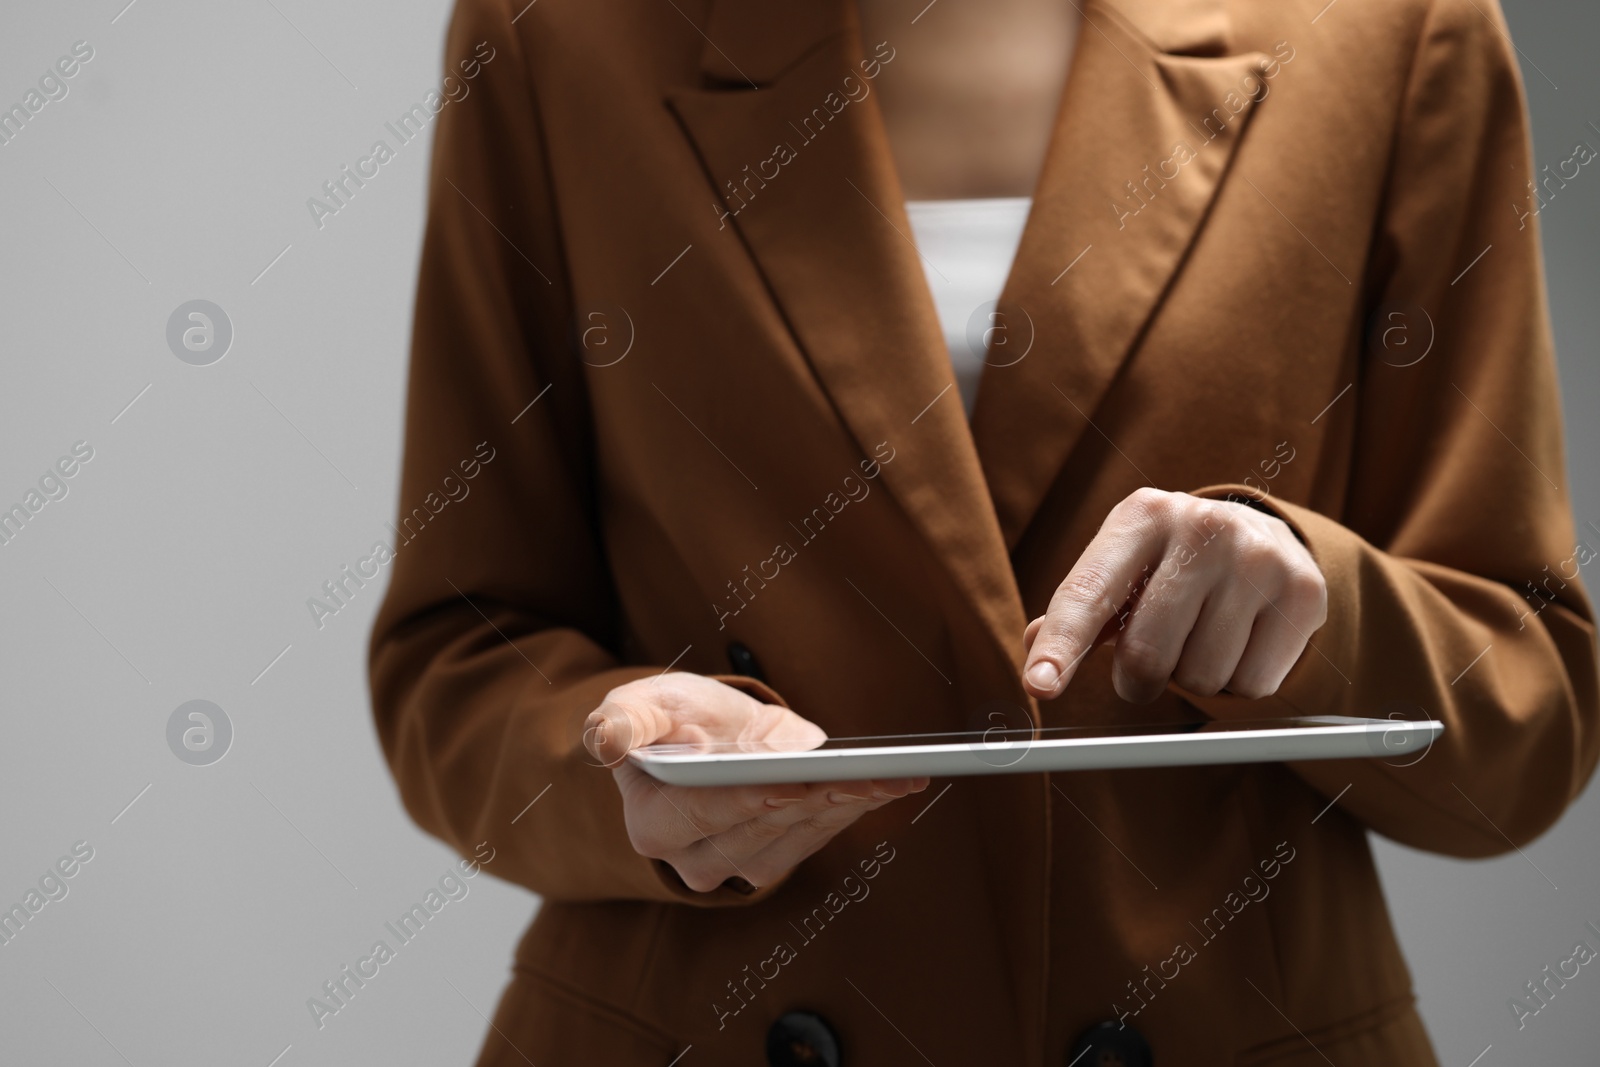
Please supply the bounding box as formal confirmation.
[626,715,1443,787]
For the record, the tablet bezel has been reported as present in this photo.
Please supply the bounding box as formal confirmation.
[624,715,1444,787]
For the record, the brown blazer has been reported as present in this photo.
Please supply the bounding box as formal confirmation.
[368,0,1600,1063]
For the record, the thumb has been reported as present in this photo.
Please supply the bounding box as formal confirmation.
[583,694,670,768]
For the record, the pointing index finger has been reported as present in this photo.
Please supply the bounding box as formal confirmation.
[1023,507,1165,698]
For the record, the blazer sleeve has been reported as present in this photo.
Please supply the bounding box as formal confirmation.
[1189,0,1600,856]
[367,0,786,907]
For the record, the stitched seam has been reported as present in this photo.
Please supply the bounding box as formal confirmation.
[1356,0,1443,305]
[1236,992,1418,1064]
[512,962,681,1049]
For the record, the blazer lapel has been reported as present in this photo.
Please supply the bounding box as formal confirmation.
[667,0,1270,664]
[970,0,1274,549]
[667,2,1030,686]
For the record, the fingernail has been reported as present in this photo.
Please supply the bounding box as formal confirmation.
[1027,661,1060,691]
[764,797,803,809]
[828,791,869,804]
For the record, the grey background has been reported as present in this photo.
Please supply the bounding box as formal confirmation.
[0,2,1593,1065]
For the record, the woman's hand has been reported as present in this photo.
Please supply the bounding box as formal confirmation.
[1022,488,1328,704]
[584,673,927,893]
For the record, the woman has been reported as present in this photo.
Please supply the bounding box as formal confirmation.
[369,0,1599,1062]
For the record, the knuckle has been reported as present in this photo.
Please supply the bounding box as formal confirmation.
[1115,635,1172,683]
[795,809,852,838]
[1198,499,1242,539]
[1227,673,1275,700]
[627,825,671,862]
[744,815,788,844]
[1122,486,1171,520]
[1282,567,1328,621]
[601,676,653,710]
[597,681,632,707]
[1233,529,1279,572]
[1173,664,1227,697]
[1168,492,1208,525]
[677,864,727,894]
[649,673,695,717]
[790,813,830,838]
[1059,566,1115,618]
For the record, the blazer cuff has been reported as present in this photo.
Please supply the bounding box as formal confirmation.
[1187,482,1310,546]
[706,672,791,708]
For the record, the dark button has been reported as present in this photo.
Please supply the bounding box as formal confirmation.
[766,1010,840,1067]
[1069,1020,1152,1067]
[727,642,767,684]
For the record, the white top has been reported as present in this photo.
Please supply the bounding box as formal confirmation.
[904,196,1033,417]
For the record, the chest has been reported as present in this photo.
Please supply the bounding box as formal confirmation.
[855,0,1079,198]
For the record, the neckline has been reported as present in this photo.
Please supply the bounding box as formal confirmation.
[905,196,1033,212]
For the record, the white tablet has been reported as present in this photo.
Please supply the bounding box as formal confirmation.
[626,715,1443,787]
